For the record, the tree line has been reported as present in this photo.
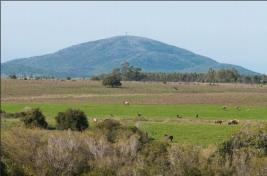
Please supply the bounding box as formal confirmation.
[92,62,267,86]
[6,62,267,85]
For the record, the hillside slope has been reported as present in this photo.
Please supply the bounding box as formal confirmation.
[1,36,257,77]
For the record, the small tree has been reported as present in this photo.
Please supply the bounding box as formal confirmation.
[207,68,216,84]
[102,75,122,88]
[9,74,17,79]
[21,108,48,129]
[55,109,89,131]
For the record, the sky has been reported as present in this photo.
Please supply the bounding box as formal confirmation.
[1,1,267,74]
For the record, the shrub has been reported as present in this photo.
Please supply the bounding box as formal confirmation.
[8,74,17,79]
[168,144,203,176]
[0,160,8,176]
[2,124,267,176]
[55,109,89,131]
[0,109,6,118]
[2,128,47,175]
[102,75,122,88]
[96,119,121,130]
[210,124,267,176]
[96,119,122,142]
[90,76,101,81]
[21,108,48,129]
[218,124,267,157]
[136,141,171,176]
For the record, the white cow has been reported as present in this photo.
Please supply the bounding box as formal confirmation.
[124,101,130,105]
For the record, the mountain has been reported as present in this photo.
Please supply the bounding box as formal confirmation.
[1,35,258,77]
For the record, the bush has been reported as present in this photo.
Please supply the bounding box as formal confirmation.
[2,124,267,176]
[21,108,48,129]
[102,75,122,88]
[90,76,101,81]
[218,124,267,157]
[96,119,121,130]
[136,141,171,176]
[0,109,6,118]
[0,160,8,176]
[168,144,203,176]
[8,74,17,79]
[55,109,89,131]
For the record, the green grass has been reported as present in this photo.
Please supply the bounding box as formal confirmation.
[140,122,241,146]
[2,103,264,145]
[2,103,267,122]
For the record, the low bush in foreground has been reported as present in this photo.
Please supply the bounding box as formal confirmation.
[1,122,267,176]
[55,109,89,131]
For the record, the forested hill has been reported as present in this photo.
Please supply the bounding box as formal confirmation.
[1,35,258,77]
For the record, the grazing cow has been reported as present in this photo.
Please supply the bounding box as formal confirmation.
[93,117,97,123]
[176,114,182,118]
[222,106,227,110]
[228,119,239,125]
[215,120,223,125]
[232,119,239,124]
[124,101,130,105]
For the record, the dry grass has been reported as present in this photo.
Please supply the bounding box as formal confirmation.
[1,79,267,105]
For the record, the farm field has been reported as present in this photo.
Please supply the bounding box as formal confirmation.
[2,79,267,105]
[1,79,267,146]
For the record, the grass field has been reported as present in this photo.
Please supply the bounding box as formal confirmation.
[1,79,267,146]
[140,122,240,145]
[1,103,265,145]
[2,103,267,121]
[2,79,267,105]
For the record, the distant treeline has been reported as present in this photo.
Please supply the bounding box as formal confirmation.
[6,62,267,84]
[92,62,267,84]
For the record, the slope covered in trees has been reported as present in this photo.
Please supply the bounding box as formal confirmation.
[1,36,258,77]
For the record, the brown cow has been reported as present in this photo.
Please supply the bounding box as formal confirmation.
[228,119,239,125]
[215,120,223,124]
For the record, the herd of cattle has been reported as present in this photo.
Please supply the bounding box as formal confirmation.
[123,101,241,125]
[215,119,239,125]
[89,102,241,143]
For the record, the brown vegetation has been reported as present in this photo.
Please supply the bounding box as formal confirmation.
[1,122,266,176]
[2,79,267,105]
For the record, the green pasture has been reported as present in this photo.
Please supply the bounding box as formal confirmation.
[2,103,266,145]
[2,103,267,122]
[140,122,240,146]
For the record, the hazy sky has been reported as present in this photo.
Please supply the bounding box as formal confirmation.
[1,1,267,74]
